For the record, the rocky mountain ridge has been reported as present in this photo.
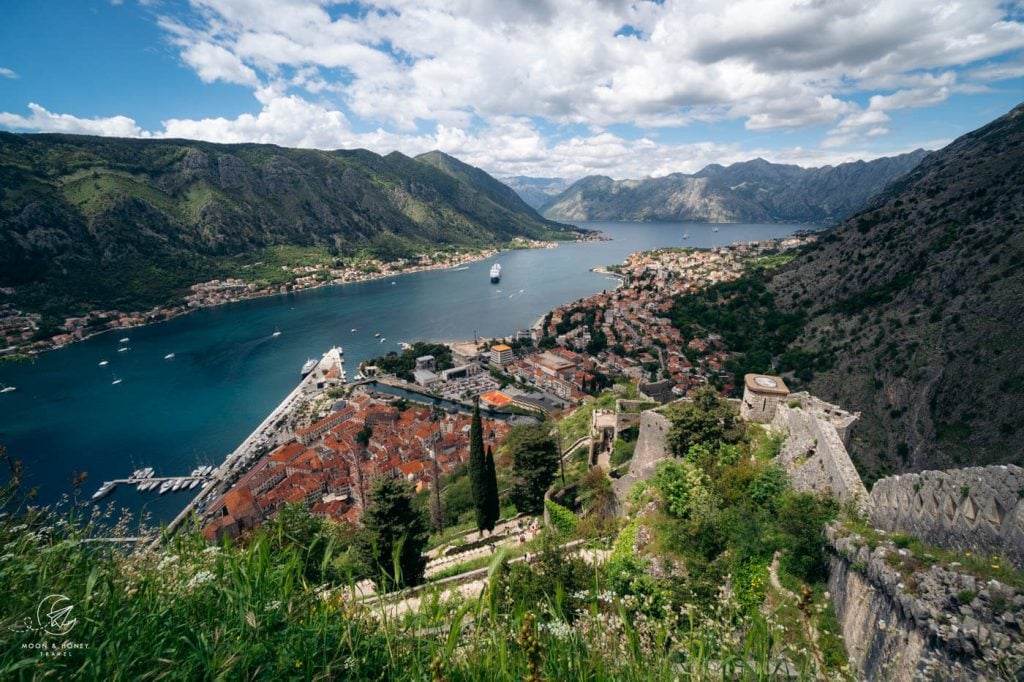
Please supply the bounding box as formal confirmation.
[541,151,929,224]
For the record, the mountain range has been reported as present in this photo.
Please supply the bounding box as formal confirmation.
[498,176,573,211]
[768,103,1024,479]
[538,151,929,224]
[0,136,574,321]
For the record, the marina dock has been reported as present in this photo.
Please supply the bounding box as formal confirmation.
[150,346,345,550]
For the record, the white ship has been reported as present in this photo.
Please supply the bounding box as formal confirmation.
[91,481,116,501]
[490,263,502,283]
[301,358,318,375]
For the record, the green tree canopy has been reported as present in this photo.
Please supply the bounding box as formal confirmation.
[357,477,428,590]
[506,423,559,515]
[468,400,497,533]
[664,386,742,457]
[484,445,500,529]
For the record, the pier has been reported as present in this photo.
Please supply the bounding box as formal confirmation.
[150,346,345,550]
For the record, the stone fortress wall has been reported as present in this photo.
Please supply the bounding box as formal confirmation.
[612,375,1024,679]
[869,465,1024,569]
[772,392,869,514]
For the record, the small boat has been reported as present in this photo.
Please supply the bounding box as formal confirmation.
[272,328,282,338]
[159,480,173,494]
[141,467,154,478]
[379,337,386,343]
[98,360,109,367]
[136,480,149,491]
[164,353,175,360]
[350,328,357,333]
[131,469,143,479]
[301,358,317,375]
[111,375,123,385]
[91,481,116,501]
[374,332,381,337]
[189,479,200,489]
[713,226,719,232]
[683,232,690,240]
[169,479,182,492]
[391,281,396,285]
[0,385,15,394]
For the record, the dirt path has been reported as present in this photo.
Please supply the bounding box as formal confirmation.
[769,552,827,680]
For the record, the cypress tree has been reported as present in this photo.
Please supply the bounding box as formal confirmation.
[468,399,490,533]
[484,445,500,530]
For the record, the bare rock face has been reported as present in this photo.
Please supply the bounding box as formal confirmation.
[541,151,927,224]
[768,103,1024,478]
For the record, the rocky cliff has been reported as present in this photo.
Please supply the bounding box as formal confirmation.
[541,151,927,224]
[768,102,1024,480]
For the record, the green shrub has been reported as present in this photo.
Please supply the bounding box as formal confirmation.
[652,459,714,523]
[544,499,580,537]
[610,437,637,467]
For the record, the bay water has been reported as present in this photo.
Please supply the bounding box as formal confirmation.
[0,221,808,521]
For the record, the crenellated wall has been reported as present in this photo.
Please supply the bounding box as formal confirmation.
[869,465,1024,569]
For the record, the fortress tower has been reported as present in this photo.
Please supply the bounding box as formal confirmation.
[740,373,789,422]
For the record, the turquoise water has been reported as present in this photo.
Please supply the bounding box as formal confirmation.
[0,221,808,520]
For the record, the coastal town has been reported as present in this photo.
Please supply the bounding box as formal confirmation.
[361,234,819,415]
[191,234,816,540]
[202,386,511,540]
[0,239,563,358]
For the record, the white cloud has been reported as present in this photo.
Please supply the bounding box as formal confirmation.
[2,1,1022,178]
[0,103,145,137]
[180,42,260,86]
[150,0,1024,133]
[0,67,17,79]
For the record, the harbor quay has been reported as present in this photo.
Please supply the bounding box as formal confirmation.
[153,346,345,548]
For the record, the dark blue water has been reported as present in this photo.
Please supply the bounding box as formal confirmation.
[0,221,808,520]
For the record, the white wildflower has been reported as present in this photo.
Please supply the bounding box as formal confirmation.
[187,570,214,589]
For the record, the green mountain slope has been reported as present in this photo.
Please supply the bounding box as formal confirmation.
[768,103,1024,479]
[0,134,576,320]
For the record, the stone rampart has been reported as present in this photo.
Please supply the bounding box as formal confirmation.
[612,409,672,501]
[827,524,1024,680]
[869,465,1024,569]
[773,394,868,514]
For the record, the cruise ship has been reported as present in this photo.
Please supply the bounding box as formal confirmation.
[490,263,502,283]
[301,358,318,375]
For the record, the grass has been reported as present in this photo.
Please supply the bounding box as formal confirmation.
[838,518,1024,590]
[0,498,819,680]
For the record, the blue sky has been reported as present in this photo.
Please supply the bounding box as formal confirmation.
[1,0,1022,180]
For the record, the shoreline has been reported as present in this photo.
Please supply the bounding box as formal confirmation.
[8,247,512,360]
[10,235,609,360]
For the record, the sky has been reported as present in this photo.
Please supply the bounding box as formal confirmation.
[1,1,1022,181]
